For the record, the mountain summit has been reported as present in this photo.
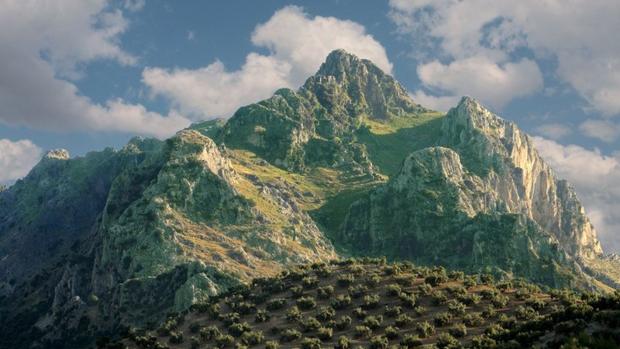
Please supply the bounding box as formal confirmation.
[0,50,617,348]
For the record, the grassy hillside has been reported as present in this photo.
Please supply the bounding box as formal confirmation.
[112,260,619,349]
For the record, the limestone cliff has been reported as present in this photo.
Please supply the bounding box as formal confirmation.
[338,97,612,290]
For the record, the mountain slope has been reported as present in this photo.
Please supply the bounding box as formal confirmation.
[0,49,617,348]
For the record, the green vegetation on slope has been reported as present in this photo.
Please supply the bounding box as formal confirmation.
[117,260,619,349]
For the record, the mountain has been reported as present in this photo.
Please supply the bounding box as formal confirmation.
[0,49,618,348]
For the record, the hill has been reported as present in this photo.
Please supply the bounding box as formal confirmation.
[118,260,620,349]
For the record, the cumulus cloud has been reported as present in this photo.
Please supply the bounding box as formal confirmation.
[143,5,392,119]
[0,0,190,138]
[533,137,620,253]
[579,119,620,143]
[416,56,542,110]
[389,0,620,116]
[0,139,42,184]
[535,123,573,140]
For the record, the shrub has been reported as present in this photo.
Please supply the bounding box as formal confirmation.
[413,306,426,316]
[362,315,383,330]
[436,333,459,348]
[228,322,251,337]
[190,336,200,349]
[316,306,336,321]
[317,286,334,299]
[301,317,321,332]
[265,340,279,349]
[255,309,270,323]
[386,284,402,297]
[431,290,448,305]
[354,325,372,339]
[433,312,452,327]
[280,329,302,342]
[395,314,414,328]
[515,305,539,321]
[369,335,389,349]
[301,337,322,349]
[463,276,478,288]
[481,305,496,319]
[514,288,531,301]
[463,313,484,327]
[424,273,447,287]
[290,285,304,298]
[447,300,467,316]
[215,334,235,348]
[414,321,435,338]
[449,323,467,338]
[384,305,402,317]
[331,295,352,310]
[395,276,414,287]
[335,316,352,330]
[170,331,184,344]
[317,327,333,341]
[286,306,302,322]
[297,296,317,310]
[221,312,241,326]
[399,293,417,308]
[234,301,257,315]
[458,293,481,306]
[365,274,382,288]
[335,335,350,349]
[353,307,368,319]
[337,274,356,287]
[362,294,380,309]
[447,285,467,297]
[348,284,368,299]
[400,334,423,348]
[480,289,497,300]
[479,273,494,285]
[491,294,509,308]
[470,335,496,348]
[302,276,319,289]
[449,271,464,281]
[314,265,332,278]
[266,298,287,311]
[383,265,401,276]
[200,325,221,342]
[348,264,365,275]
[484,324,506,337]
[526,298,546,311]
[240,331,264,346]
[384,326,399,340]
[417,283,433,295]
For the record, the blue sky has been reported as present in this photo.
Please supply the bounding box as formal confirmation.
[1,0,620,252]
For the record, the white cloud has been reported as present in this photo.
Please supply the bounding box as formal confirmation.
[535,123,573,140]
[389,0,620,116]
[142,5,392,119]
[416,56,543,109]
[0,0,190,138]
[533,136,620,253]
[0,139,42,184]
[579,119,620,143]
[409,91,458,112]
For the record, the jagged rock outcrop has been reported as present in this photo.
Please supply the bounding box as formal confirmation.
[338,97,610,289]
[220,49,425,175]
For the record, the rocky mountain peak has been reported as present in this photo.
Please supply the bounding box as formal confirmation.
[302,49,423,119]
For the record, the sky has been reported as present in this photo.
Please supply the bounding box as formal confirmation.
[1,0,620,252]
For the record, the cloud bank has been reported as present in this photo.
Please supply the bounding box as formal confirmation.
[0,0,190,138]
[142,6,392,119]
[0,139,42,184]
[389,0,620,116]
